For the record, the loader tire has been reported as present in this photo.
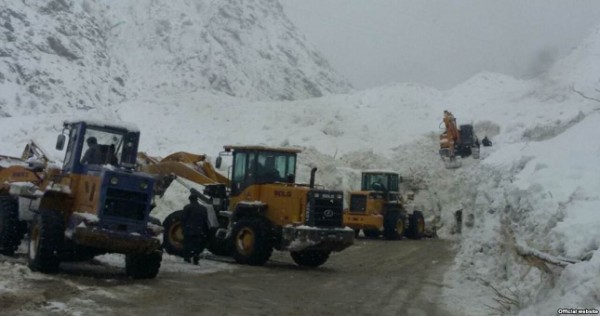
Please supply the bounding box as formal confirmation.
[0,197,21,256]
[232,216,272,266]
[162,210,185,257]
[383,209,405,240]
[126,250,162,279]
[28,210,64,273]
[406,211,425,240]
[291,249,331,267]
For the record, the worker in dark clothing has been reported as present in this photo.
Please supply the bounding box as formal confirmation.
[180,193,209,265]
[81,137,101,164]
[371,175,386,192]
[482,136,492,147]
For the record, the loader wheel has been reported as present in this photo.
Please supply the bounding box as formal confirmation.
[232,217,273,266]
[126,250,162,279]
[353,228,361,238]
[406,211,425,240]
[28,210,64,273]
[162,210,185,257]
[363,229,380,239]
[383,209,405,240]
[0,197,21,256]
[291,250,331,267]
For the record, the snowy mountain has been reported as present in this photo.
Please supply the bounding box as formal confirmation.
[104,0,351,101]
[0,0,351,118]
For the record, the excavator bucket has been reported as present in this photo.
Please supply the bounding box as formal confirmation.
[439,148,461,169]
[443,157,462,169]
[471,147,480,159]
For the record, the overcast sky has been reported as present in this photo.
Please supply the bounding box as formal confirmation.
[280,0,600,90]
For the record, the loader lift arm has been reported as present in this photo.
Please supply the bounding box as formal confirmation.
[137,151,229,198]
[137,151,231,226]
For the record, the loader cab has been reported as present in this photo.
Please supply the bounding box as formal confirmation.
[57,121,141,174]
[225,145,300,196]
[54,120,155,233]
[361,171,400,198]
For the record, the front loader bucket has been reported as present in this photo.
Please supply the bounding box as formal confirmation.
[471,147,480,159]
[443,157,462,169]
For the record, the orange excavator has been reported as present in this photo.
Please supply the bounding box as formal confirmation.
[439,110,480,168]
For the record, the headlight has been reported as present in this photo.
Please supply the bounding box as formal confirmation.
[110,177,119,185]
[140,182,149,190]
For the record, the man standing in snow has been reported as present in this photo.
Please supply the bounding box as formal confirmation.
[180,193,209,265]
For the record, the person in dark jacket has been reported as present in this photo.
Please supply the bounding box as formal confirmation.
[81,137,101,164]
[482,136,492,147]
[180,193,209,265]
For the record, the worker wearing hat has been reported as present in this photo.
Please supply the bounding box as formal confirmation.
[180,192,209,265]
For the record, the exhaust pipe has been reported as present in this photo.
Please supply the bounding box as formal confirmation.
[309,167,317,188]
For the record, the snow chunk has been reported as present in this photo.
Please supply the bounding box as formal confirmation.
[72,212,99,224]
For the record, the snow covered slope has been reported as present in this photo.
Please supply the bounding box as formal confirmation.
[0,0,350,118]
[0,0,126,117]
[104,0,351,101]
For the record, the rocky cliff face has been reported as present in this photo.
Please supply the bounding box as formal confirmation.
[0,0,351,117]
[0,0,125,116]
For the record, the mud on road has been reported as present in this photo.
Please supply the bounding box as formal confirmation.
[2,239,456,316]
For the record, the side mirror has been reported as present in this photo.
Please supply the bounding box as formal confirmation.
[215,156,222,169]
[56,134,65,150]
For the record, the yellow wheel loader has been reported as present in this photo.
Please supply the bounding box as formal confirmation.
[138,145,354,267]
[343,171,425,240]
[0,121,162,278]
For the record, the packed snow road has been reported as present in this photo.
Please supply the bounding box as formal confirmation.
[1,239,456,316]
